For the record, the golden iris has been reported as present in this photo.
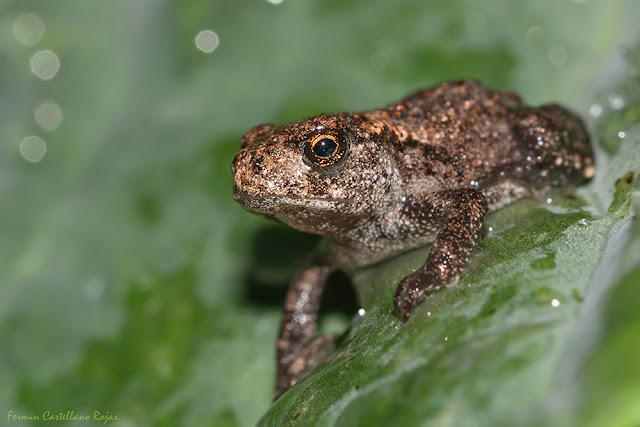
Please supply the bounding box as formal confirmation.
[303,133,348,168]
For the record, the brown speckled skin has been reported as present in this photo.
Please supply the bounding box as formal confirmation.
[232,80,594,395]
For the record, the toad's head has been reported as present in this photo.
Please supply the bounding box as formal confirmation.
[232,113,400,236]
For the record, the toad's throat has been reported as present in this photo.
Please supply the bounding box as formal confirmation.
[233,188,356,209]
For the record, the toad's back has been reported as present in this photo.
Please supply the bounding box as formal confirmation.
[361,80,594,208]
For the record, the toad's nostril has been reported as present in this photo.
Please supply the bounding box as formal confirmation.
[253,155,264,171]
[232,150,267,182]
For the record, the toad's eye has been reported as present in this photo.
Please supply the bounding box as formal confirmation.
[303,133,349,169]
[313,137,337,158]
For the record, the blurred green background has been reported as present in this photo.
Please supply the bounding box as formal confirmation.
[1,0,639,426]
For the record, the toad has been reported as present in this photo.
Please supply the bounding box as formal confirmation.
[232,80,594,395]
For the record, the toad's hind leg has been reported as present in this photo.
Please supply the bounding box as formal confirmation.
[276,258,335,397]
[510,104,594,186]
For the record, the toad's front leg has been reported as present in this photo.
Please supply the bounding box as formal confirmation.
[393,189,488,322]
[276,258,335,396]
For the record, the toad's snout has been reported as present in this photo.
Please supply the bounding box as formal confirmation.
[232,149,268,176]
[232,148,278,202]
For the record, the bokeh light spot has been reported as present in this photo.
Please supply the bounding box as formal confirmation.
[608,93,625,110]
[30,50,60,80]
[547,45,568,67]
[195,30,219,53]
[13,14,45,46]
[589,103,603,118]
[35,101,63,131]
[20,136,47,162]
[525,26,544,41]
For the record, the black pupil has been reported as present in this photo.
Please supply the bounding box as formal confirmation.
[313,138,337,158]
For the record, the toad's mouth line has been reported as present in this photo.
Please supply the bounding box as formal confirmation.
[233,188,356,206]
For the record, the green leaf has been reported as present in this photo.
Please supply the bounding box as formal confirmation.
[259,17,640,427]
